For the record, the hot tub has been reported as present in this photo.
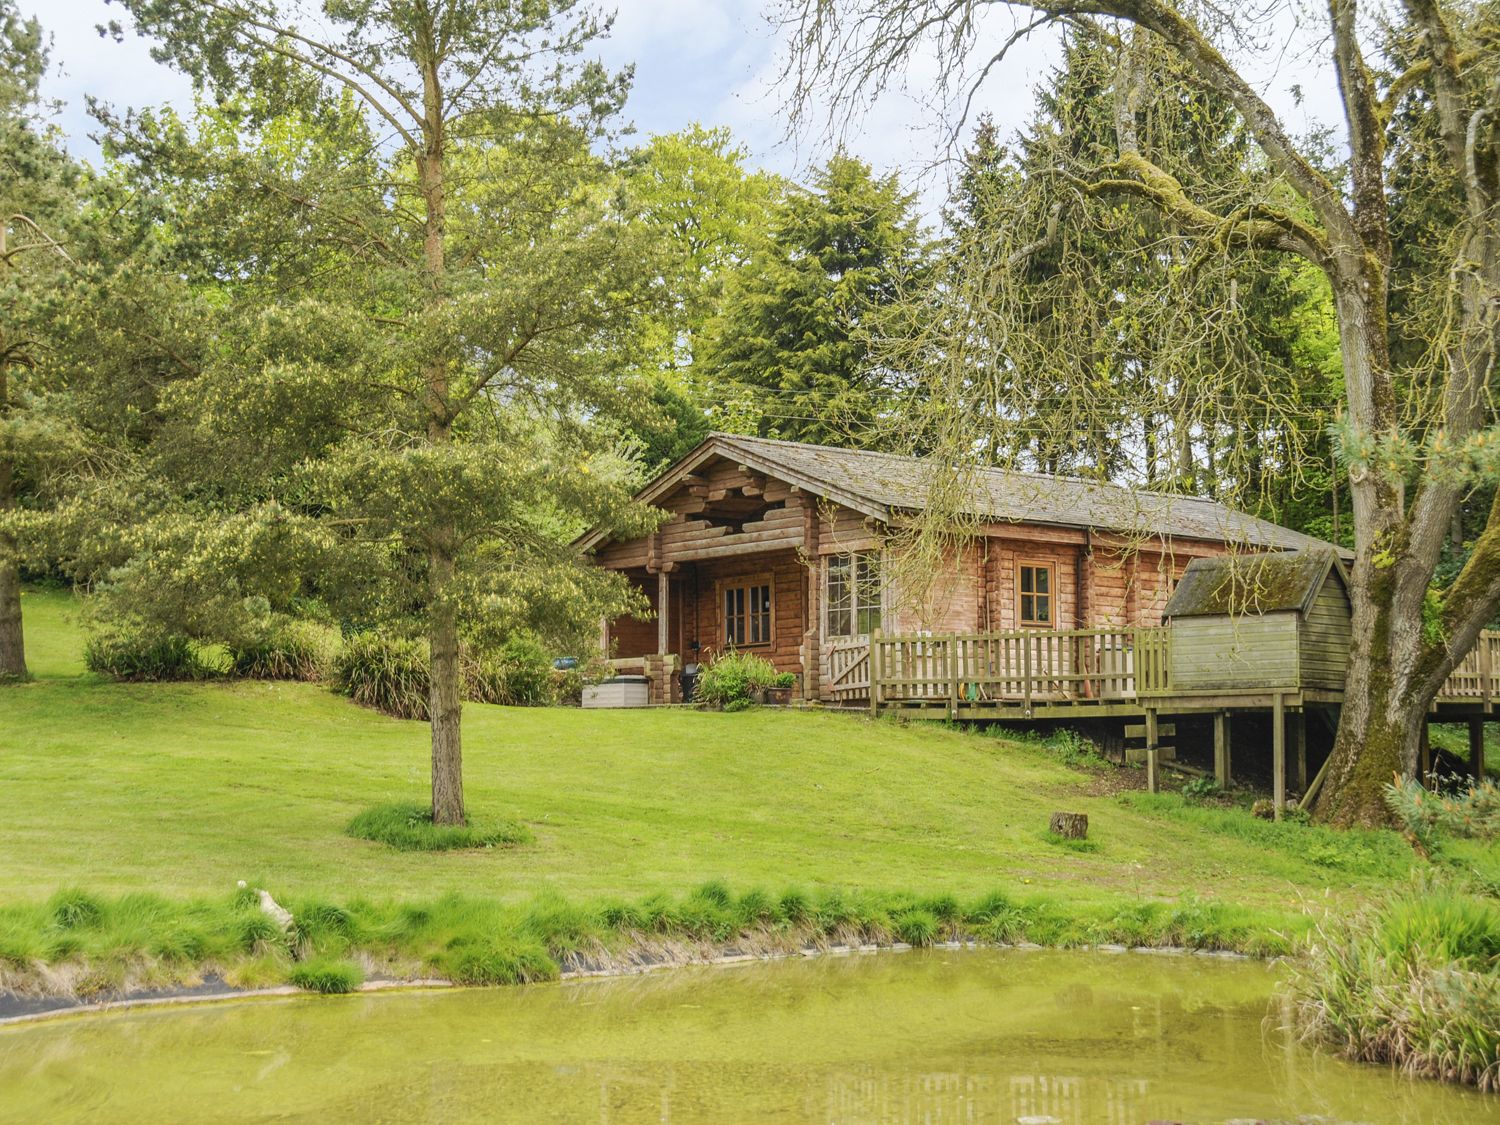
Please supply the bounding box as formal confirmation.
[581,675,650,709]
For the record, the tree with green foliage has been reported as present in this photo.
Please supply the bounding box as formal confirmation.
[780,0,1500,826]
[612,125,782,469]
[914,29,1345,528]
[110,0,661,825]
[699,151,929,446]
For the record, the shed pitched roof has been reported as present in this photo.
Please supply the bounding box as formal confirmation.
[592,433,1342,554]
[1163,549,1348,618]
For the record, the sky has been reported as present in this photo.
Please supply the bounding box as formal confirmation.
[21,0,1349,221]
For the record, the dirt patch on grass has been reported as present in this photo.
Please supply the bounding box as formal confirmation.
[1081,767,1148,797]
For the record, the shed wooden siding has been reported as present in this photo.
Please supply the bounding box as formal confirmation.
[1299,576,1353,691]
[1168,612,1301,691]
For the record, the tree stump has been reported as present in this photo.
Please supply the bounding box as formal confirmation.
[1048,811,1088,839]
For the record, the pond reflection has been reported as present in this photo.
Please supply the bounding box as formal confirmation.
[1,949,1491,1123]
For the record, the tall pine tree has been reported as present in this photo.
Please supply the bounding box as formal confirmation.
[700,151,929,446]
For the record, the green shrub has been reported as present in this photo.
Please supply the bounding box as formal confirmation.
[228,619,338,682]
[333,633,430,719]
[696,650,783,707]
[493,634,554,706]
[289,958,363,994]
[84,627,216,682]
[345,803,532,852]
[1181,775,1223,801]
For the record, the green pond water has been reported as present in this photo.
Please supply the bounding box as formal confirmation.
[0,949,1493,1124]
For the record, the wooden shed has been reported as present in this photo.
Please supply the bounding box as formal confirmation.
[1162,549,1353,692]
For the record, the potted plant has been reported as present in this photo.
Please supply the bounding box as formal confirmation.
[758,671,797,706]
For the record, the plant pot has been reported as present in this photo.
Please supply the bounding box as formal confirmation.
[760,685,794,706]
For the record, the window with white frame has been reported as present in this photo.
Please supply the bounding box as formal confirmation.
[826,552,882,637]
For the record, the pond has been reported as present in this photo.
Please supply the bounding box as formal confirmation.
[1,949,1492,1123]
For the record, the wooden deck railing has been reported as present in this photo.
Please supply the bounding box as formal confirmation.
[846,625,1500,714]
[1439,630,1500,704]
[865,627,1171,713]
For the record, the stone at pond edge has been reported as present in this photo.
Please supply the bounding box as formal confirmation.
[1048,811,1088,839]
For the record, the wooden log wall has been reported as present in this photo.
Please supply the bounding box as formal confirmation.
[593,450,1248,700]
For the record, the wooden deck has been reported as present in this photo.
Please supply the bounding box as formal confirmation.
[847,625,1500,721]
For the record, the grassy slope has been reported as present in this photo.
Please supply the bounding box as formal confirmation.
[0,589,1421,914]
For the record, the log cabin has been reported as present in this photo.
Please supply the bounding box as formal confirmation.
[577,433,1338,706]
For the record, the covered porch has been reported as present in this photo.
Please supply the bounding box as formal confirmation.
[602,547,812,704]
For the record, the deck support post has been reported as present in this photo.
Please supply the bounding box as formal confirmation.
[1213,711,1231,789]
[1470,717,1487,780]
[1145,707,1160,794]
[1291,710,1307,793]
[1273,692,1286,820]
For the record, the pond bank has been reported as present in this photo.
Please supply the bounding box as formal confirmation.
[0,937,1254,1026]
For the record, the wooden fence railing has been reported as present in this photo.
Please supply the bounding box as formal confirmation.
[863,627,1171,713]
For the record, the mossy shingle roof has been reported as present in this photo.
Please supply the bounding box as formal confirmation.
[697,434,1339,553]
[1163,549,1347,618]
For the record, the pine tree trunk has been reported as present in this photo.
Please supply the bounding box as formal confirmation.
[428,543,465,826]
[417,44,462,826]
[0,373,24,681]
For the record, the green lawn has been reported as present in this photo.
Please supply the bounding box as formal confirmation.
[0,588,1421,913]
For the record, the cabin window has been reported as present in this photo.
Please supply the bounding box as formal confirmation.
[723,579,773,647]
[827,552,882,637]
[1018,562,1054,626]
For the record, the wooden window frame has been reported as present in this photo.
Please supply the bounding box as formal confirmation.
[718,572,775,649]
[1017,560,1056,628]
[824,551,883,639]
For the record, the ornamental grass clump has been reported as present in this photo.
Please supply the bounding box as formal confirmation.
[335,632,558,718]
[1288,882,1500,1089]
[228,619,339,682]
[333,633,431,719]
[84,627,218,682]
[695,650,784,707]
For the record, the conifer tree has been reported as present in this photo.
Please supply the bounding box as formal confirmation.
[701,151,929,446]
